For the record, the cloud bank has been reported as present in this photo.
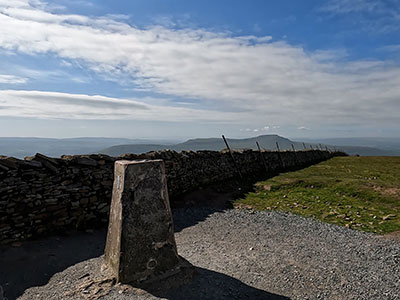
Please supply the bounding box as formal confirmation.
[321,0,400,33]
[0,90,244,121]
[0,0,399,129]
[0,74,28,84]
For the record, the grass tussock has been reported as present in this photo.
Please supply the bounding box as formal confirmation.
[234,156,400,234]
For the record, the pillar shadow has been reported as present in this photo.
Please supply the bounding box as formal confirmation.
[146,267,291,300]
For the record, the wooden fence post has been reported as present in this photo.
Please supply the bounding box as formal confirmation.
[276,142,284,168]
[222,135,243,178]
[256,141,269,174]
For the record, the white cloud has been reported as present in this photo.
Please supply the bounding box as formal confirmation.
[240,125,276,133]
[380,44,400,52]
[0,1,399,128]
[0,74,28,84]
[320,0,380,14]
[0,89,244,121]
[320,0,400,33]
[3,66,91,85]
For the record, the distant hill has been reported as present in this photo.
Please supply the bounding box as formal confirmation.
[100,135,321,156]
[302,137,400,152]
[98,144,169,156]
[1,135,397,158]
[175,135,299,151]
[100,134,399,157]
[334,146,399,156]
[301,137,400,156]
[0,137,178,158]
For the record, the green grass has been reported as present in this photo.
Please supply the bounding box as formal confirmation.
[234,156,400,234]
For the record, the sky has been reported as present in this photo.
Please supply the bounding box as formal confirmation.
[0,0,399,140]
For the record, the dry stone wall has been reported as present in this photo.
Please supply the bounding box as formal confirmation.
[0,149,344,244]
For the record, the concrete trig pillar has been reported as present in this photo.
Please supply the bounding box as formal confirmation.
[104,160,193,288]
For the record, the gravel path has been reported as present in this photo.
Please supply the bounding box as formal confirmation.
[12,208,400,299]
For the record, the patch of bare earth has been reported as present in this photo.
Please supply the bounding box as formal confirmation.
[384,230,400,240]
[372,185,400,197]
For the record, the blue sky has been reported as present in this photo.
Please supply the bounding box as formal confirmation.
[0,0,399,140]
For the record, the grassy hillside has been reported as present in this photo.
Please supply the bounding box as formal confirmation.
[235,156,400,234]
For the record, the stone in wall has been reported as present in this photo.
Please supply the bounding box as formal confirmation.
[0,150,345,244]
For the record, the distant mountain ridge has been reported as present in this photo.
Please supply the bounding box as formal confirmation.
[0,135,398,158]
[100,135,400,157]
[99,135,303,156]
[302,137,400,153]
[301,137,400,156]
[0,137,178,158]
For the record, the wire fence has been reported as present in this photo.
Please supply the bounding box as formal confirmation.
[220,135,342,179]
[220,135,343,153]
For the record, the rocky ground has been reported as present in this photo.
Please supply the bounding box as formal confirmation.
[2,207,400,300]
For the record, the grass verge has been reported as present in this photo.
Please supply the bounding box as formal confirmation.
[234,156,400,234]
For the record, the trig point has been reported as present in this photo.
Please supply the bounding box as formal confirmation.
[104,159,193,288]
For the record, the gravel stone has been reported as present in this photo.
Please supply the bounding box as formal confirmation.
[13,208,400,299]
